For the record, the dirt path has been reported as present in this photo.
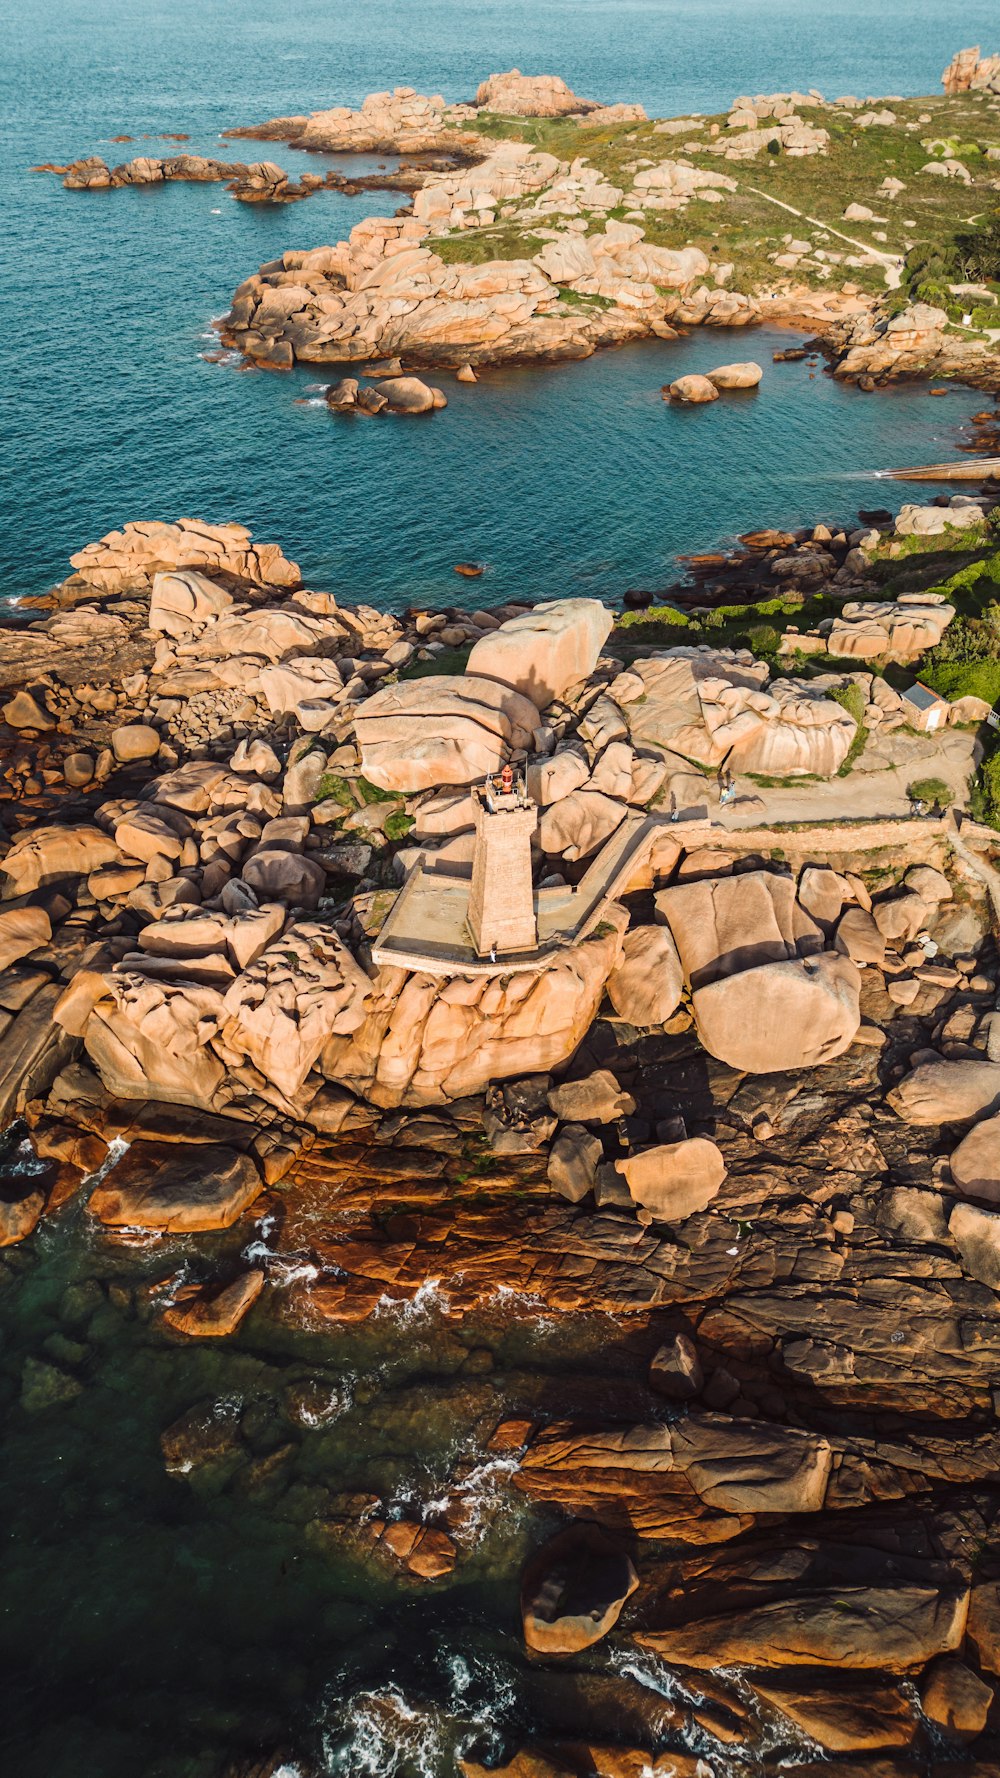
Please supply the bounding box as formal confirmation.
[710,729,978,829]
[745,184,903,271]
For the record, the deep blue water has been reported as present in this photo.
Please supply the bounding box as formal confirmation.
[4,0,998,607]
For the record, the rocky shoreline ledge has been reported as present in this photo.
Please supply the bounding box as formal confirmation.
[42,55,1000,385]
[3,494,1000,1769]
[210,57,1000,384]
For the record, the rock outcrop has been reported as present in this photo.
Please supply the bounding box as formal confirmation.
[466,598,613,708]
[656,870,861,1072]
[942,47,1000,95]
[520,1524,638,1654]
[68,519,300,595]
[614,651,857,778]
[354,674,541,791]
[475,70,644,120]
[221,210,751,373]
[89,1142,263,1231]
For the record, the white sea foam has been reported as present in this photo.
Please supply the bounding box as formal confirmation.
[242,1233,319,1288]
[422,1452,521,1543]
[80,1135,129,1190]
[323,1686,448,1778]
[322,1649,518,1776]
[371,1278,450,1323]
[295,1378,354,1428]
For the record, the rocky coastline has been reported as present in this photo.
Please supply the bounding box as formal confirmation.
[13,46,1000,1778]
[42,60,1000,386]
[3,475,1000,1769]
[208,61,1000,384]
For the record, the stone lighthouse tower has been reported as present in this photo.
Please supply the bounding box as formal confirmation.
[467,765,538,957]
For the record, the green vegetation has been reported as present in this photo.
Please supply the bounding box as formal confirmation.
[399,644,474,679]
[829,681,869,774]
[956,208,1000,284]
[906,775,954,806]
[616,603,691,641]
[316,773,355,808]
[555,284,617,310]
[919,564,1000,703]
[452,90,1000,303]
[315,772,398,810]
[356,774,397,805]
[428,222,548,264]
[383,811,415,841]
[923,658,1000,705]
[971,751,1000,828]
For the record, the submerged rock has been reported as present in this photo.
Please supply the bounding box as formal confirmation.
[164,1270,265,1337]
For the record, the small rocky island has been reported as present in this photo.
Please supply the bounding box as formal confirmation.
[12,43,1000,1778]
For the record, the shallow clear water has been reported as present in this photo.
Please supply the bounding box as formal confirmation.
[0,1191,653,1778]
[4,0,997,605]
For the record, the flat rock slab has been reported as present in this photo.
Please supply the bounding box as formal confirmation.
[164,1269,265,1335]
[90,1142,263,1232]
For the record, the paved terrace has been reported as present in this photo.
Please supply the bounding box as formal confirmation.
[371,810,654,975]
[370,808,1000,977]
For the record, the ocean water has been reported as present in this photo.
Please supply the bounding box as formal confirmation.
[4,0,998,607]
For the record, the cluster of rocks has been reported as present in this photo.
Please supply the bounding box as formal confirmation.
[53,152,310,203]
[943,46,1000,96]
[781,591,956,663]
[4,518,984,1194]
[221,212,756,373]
[225,70,646,158]
[714,92,831,159]
[325,372,447,414]
[5,505,1000,1769]
[226,85,477,156]
[411,140,739,235]
[666,360,763,401]
[830,301,1000,386]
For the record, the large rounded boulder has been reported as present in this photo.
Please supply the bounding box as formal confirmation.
[690,952,861,1074]
[656,869,861,1073]
[606,925,684,1027]
[466,598,613,710]
[707,360,763,389]
[521,1524,638,1654]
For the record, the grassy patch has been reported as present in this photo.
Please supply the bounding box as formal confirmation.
[383,811,415,841]
[356,774,397,805]
[829,681,869,775]
[428,223,548,264]
[971,749,1000,828]
[555,283,617,310]
[399,644,474,679]
[316,773,355,808]
[906,775,954,805]
[441,90,1000,302]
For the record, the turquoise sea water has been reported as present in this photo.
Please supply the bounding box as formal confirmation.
[2,5,1000,1774]
[4,0,998,606]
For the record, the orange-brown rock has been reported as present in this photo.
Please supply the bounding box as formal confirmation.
[163,1269,265,1336]
[89,1142,263,1232]
[521,1524,638,1654]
